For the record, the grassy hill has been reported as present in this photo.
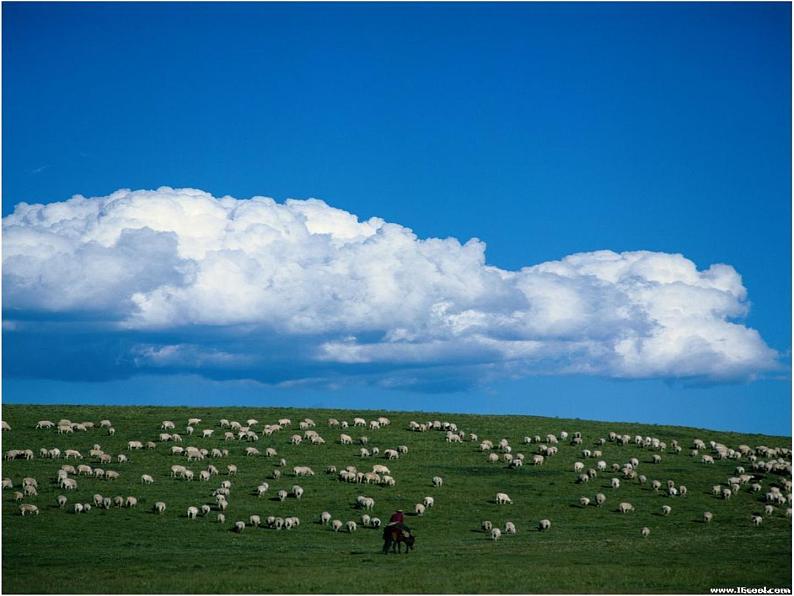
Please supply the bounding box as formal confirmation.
[2,403,791,594]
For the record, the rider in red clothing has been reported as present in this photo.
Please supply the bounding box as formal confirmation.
[389,510,405,525]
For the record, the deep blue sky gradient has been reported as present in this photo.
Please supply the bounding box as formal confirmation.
[3,2,791,434]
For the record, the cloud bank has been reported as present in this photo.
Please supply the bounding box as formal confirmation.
[2,187,779,388]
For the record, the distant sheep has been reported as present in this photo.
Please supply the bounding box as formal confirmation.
[641,527,651,538]
[154,501,166,514]
[490,528,502,541]
[495,492,512,505]
[618,502,635,514]
[432,476,443,487]
[538,519,551,531]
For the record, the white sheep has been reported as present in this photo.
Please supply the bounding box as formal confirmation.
[331,520,343,532]
[141,474,154,485]
[415,503,426,516]
[481,520,493,532]
[432,476,443,487]
[346,520,357,533]
[490,528,502,541]
[423,496,434,508]
[217,513,225,524]
[504,521,517,534]
[579,497,590,507]
[751,515,763,526]
[154,501,166,514]
[641,527,651,538]
[321,511,332,525]
[292,485,304,500]
[187,506,199,519]
[57,495,68,508]
[234,521,246,533]
[618,502,634,513]
[661,505,672,516]
[495,492,512,505]
[538,519,551,531]
[126,496,138,508]
[19,504,39,516]
[249,515,261,527]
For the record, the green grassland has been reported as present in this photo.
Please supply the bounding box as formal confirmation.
[2,404,791,594]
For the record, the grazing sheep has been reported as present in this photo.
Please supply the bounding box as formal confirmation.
[538,519,551,531]
[74,503,84,514]
[19,504,39,516]
[661,505,672,516]
[346,521,357,533]
[361,514,371,526]
[371,517,381,528]
[495,492,513,505]
[141,474,154,485]
[187,506,199,519]
[249,515,261,527]
[321,511,332,525]
[751,515,763,527]
[481,520,493,532]
[217,513,225,524]
[618,502,635,514]
[257,484,270,497]
[432,476,443,488]
[292,485,304,500]
[611,478,620,489]
[113,496,124,507]
[504,521,517,534]
[641,527,651,538]
[154,501,166,514]
[57,495,68,508]
[277,490,288,502]
[490,528,502,541]
[764,505,775,516]
[234,521,246,533]
[579,497,591,507]
[423,496,434,508]
[331,520,343,532]
[415,503,426,516]
[227,465,238,476]
[125,496,138,508]
[595,493,607,507]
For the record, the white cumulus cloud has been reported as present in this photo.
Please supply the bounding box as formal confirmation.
[2,186,780,386]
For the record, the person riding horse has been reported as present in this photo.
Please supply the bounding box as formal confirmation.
[383,510,415,554]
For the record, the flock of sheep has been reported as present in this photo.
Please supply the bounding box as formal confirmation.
[3,412,792,546]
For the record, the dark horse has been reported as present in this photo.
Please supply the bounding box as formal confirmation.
[382,524,415,554]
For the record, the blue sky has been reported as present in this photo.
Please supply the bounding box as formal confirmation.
[3,2,791,435]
